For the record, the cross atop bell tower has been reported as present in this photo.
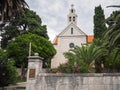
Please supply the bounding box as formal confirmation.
[71,4,74,9]
[67,4,78,25]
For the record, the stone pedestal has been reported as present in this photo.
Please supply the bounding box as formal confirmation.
[26,53,43,90]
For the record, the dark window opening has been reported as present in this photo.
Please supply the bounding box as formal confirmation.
[71,9,73,13]
[69,43,74,48]
[69,17,71,22]
[73,17,75,21]
[71,28,73,34]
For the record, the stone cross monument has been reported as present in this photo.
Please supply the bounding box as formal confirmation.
[26,53,43,90]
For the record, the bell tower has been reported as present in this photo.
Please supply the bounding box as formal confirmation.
[51,4,87,68]
[67,4,78,25]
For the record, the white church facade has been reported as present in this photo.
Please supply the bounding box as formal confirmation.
[51,5,93,68]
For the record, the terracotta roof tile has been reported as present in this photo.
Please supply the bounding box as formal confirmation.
[87,35,94,43]
[53,37,58,45]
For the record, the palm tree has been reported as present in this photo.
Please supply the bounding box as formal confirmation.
[104,10,120,60]
[105,12,120,43]
[105,5,120,46]
[103,6,120,70]
[107,5,120,8]
[64,44,104,72]
[0,0,28,22]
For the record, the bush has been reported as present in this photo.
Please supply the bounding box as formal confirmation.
[50,63,88,73]
[0,50,18,87]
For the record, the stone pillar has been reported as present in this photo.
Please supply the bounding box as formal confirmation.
[26,53,43,90]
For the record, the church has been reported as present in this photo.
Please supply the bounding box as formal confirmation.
[51,5,93,68]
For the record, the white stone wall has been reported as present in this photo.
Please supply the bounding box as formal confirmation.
[59,24,86,37]
[51,35,86,68]
[34,73,120,90]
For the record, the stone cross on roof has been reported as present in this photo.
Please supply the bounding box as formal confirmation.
[71,4,74,8]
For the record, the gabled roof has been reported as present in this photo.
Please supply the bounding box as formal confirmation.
[53,35,94,45]
[58,23,87,37]
[53,23,91,45]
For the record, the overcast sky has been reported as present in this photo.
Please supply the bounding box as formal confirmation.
[26,0,119,41]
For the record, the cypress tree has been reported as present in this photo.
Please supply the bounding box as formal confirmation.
[93,5,107,39]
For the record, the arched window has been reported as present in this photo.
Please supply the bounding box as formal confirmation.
[73,17,75,21]
[69,17,71,22]
[71,28,73,34]
[71,9,73,13]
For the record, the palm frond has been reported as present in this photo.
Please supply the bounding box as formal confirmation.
[107,5,120,8]
[110,30,120,46]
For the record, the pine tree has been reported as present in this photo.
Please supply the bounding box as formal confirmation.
[94,5,107,39]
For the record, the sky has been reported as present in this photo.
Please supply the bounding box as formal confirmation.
[26,0,119,42]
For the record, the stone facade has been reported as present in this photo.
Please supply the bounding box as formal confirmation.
[51,5,87,68]
[26,53,43,90]
[30,73,120,90]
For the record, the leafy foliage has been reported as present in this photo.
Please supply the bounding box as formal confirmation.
[0,0,28,22]
[50,43,104,73]
[61,44,104,73]
[1,8,49,48]
[94,5,107,39]
[50,63,83,73]
[104,48,120,71]
[102,10,120,71]
[0,50,18,87]
[7,33,56,68]
[104,11,120,49]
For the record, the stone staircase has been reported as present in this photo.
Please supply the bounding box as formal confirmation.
[16,82,26,90]
[0,82,26,90]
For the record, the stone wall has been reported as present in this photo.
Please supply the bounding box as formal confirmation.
[26,54,120,90]
[34,73,120,90]
[0,86,25,90]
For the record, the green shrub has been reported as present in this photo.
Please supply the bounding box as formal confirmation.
[50,63,88,73]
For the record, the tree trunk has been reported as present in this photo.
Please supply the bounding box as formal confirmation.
[21,63,26,80]
[1,10,4,22]
[1,87,4,90]
[95,62,102,73]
